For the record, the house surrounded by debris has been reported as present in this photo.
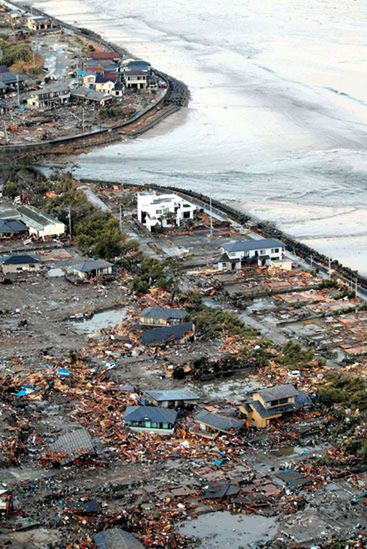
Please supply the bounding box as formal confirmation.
[68,259,113,280]
[1,254,41,275]
[137,192,196,232]
[144,389,200,408]
[218,239,286,270]
[192,410,244,438]
[17,204,65,238]
[27,15,56,32]
[138,306,187,327]
[124,406,178,435]
[0,218,28,239]
[140,321,195,347]
[26,83,71,110]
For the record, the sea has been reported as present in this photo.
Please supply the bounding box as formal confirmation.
[29,0,367,274]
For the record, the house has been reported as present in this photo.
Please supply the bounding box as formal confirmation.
[138,306,187,327]
[68,259,113,280]
[87,51,120,62]
[124,71,148,90]
[124,60,151,73]
[0,71,25,94]
[0,218,28,239]
[6,10,25,28]
[240,384,310,429]
[140,322,195,347]
[218,239,286,270]
[17,204,65,238]
[1,254,41,275]
[93,528,144,549]
[71,87,114,106]
[144,389,200,408]
[27,15,56,32]
[26,83,70,110]
[137,192,196,232]
[123,406,178,435]
[192,410,244,439]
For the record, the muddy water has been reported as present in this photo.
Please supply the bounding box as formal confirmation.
[178,511,277,548]
[69,307,128,335]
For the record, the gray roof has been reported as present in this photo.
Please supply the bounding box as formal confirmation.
[124,406,177,425]
[71,87,113,102]
[94,528,144,549]
[0,218,28,234]
[223,239,285,253]
[17,204,63,229]
[141,322,194,346]
[195,410,244,432]
[257,384,298,402]
[2,254,39,265]
[0,71,24,85]
[249,399,295,418]
[125,60,151,72]
[49,427,95,458]
[144,389,200,402]
[139,307,187,320]
[72,259,113,273]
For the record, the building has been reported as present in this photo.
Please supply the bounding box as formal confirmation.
[138,306,187,327]
[124,71,148,90]
[1,254,41,275]
[124,60,151,73]
[137,192,196,232]
[27,15,56,32]
[17,204,65,238]
[87,51,120,62]
[94,74,117,94]
[71,87,114,106]
[26,83,71,110]
[0,218,28,239]
[93,528,144,549]
[68,259,113,280]
[240,384,310,429]
[140,322,195,347]
[192,410,244,439]
[123,406,178,435]
[9,29,30,42]
[0,71,25,94]
[218,239,286,270]
[144,389,200,408]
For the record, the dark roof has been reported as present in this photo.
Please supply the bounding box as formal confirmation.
[0,218,28,234]
[249,399,295,418]
[223,239,285,253]
[94,528,144,549]
[125,60,151,72]
[257,384,298,402]
[144,389,200,402]
[124,406,177,425]
[72,259,113,273]
[141,322,194,346]
[0,71,24,85]
[49,427,95,458]
[140,307,187,320]
[3,254,39,265]
[195,410,244,432]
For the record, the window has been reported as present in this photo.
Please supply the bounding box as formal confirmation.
[260,249,266,255]
[271,248,279,253]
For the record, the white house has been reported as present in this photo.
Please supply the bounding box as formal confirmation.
[137,192,196,232]
[17,204,65,238]
[218,239,286,270]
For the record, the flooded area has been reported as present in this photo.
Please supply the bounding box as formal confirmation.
[198,374,262,401]
[177,511,277,548]
[69,307,128,336]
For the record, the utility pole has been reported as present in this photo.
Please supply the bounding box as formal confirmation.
[68,206,72,239]
[328,257,332,279]
[209,195,213,237]
[119,204,123,232]
[16,75,20,107]
[355,271,358,296]
[82,108,85,131]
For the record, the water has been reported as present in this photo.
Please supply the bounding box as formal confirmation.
[177,511,277,548]
[31,0,367,274]
[69,307,127,335]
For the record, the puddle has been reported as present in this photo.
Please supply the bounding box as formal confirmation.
[69,308,127,336]
[196,374,262,400]
[177,511,277,548]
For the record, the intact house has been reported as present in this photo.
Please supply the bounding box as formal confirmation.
[137,192,196,232]
[191,410,244,439]
[27,15,57,32]
[26,83,71,110]
[144,389,200,409]
[123,406,178,435]
[124,60,151,90]
[239,384,312,429]
[67,259,113,280]
[138,306,187,327]
[1,254,41,275]
[217,239,286,271]
[0,218,28,239]
[140,322,195,347]
[17,204,65,239]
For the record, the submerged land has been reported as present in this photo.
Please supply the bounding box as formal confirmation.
[0,2,367,549]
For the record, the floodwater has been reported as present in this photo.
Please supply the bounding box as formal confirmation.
[177,511,277,548]
[69,307,127,335]
[32,0,367,275]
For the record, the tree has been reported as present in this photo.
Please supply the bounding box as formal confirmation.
[2,182,18,199]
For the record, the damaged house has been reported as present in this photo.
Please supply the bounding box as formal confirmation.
[67,259,114,281]
[138,306,187,327]
[1,254,41,275]
[140,322,195,347]
[192,410,244,439]
[144,389,200,408]
[124,406,178,435]
[217,239,286,270]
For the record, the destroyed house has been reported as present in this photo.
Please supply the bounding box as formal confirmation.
[17,204,65,238]
[218,239,285,270]
[124,406,178,435]
[27,15,56,31]
[140,321,195,346]
[94,528,144,549]
[71,87,114,106]
[68,259,113,280]
[138,306,187,327]
[241,384,301,429]
[144,389,200,408]
[0,218,28,238]
[192,410,244,438]
[1,254,40,274]
[49,427,95,463]
[26,83,71,110]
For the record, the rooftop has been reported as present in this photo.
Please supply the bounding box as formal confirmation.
[195,410,244,432]
[2,254,39,265]
[17,204,64,230]
[0,218,28,234]
[144,389,200,402]
[124,406,177,425]
[223,239,285,253]
[139,307,187,320]
[257,384,299,402]
[71,259,113,273]
[141,322,194,346]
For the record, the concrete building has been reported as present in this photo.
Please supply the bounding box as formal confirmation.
[123,406,177,435]
[1,254,41,275]
[27,15,56,32]
[17,204,65,238]
[124,71,148,90]
[137,192,196,232]
[138,307,187,327]
[144,389,200,408]
[218,239,286,270]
